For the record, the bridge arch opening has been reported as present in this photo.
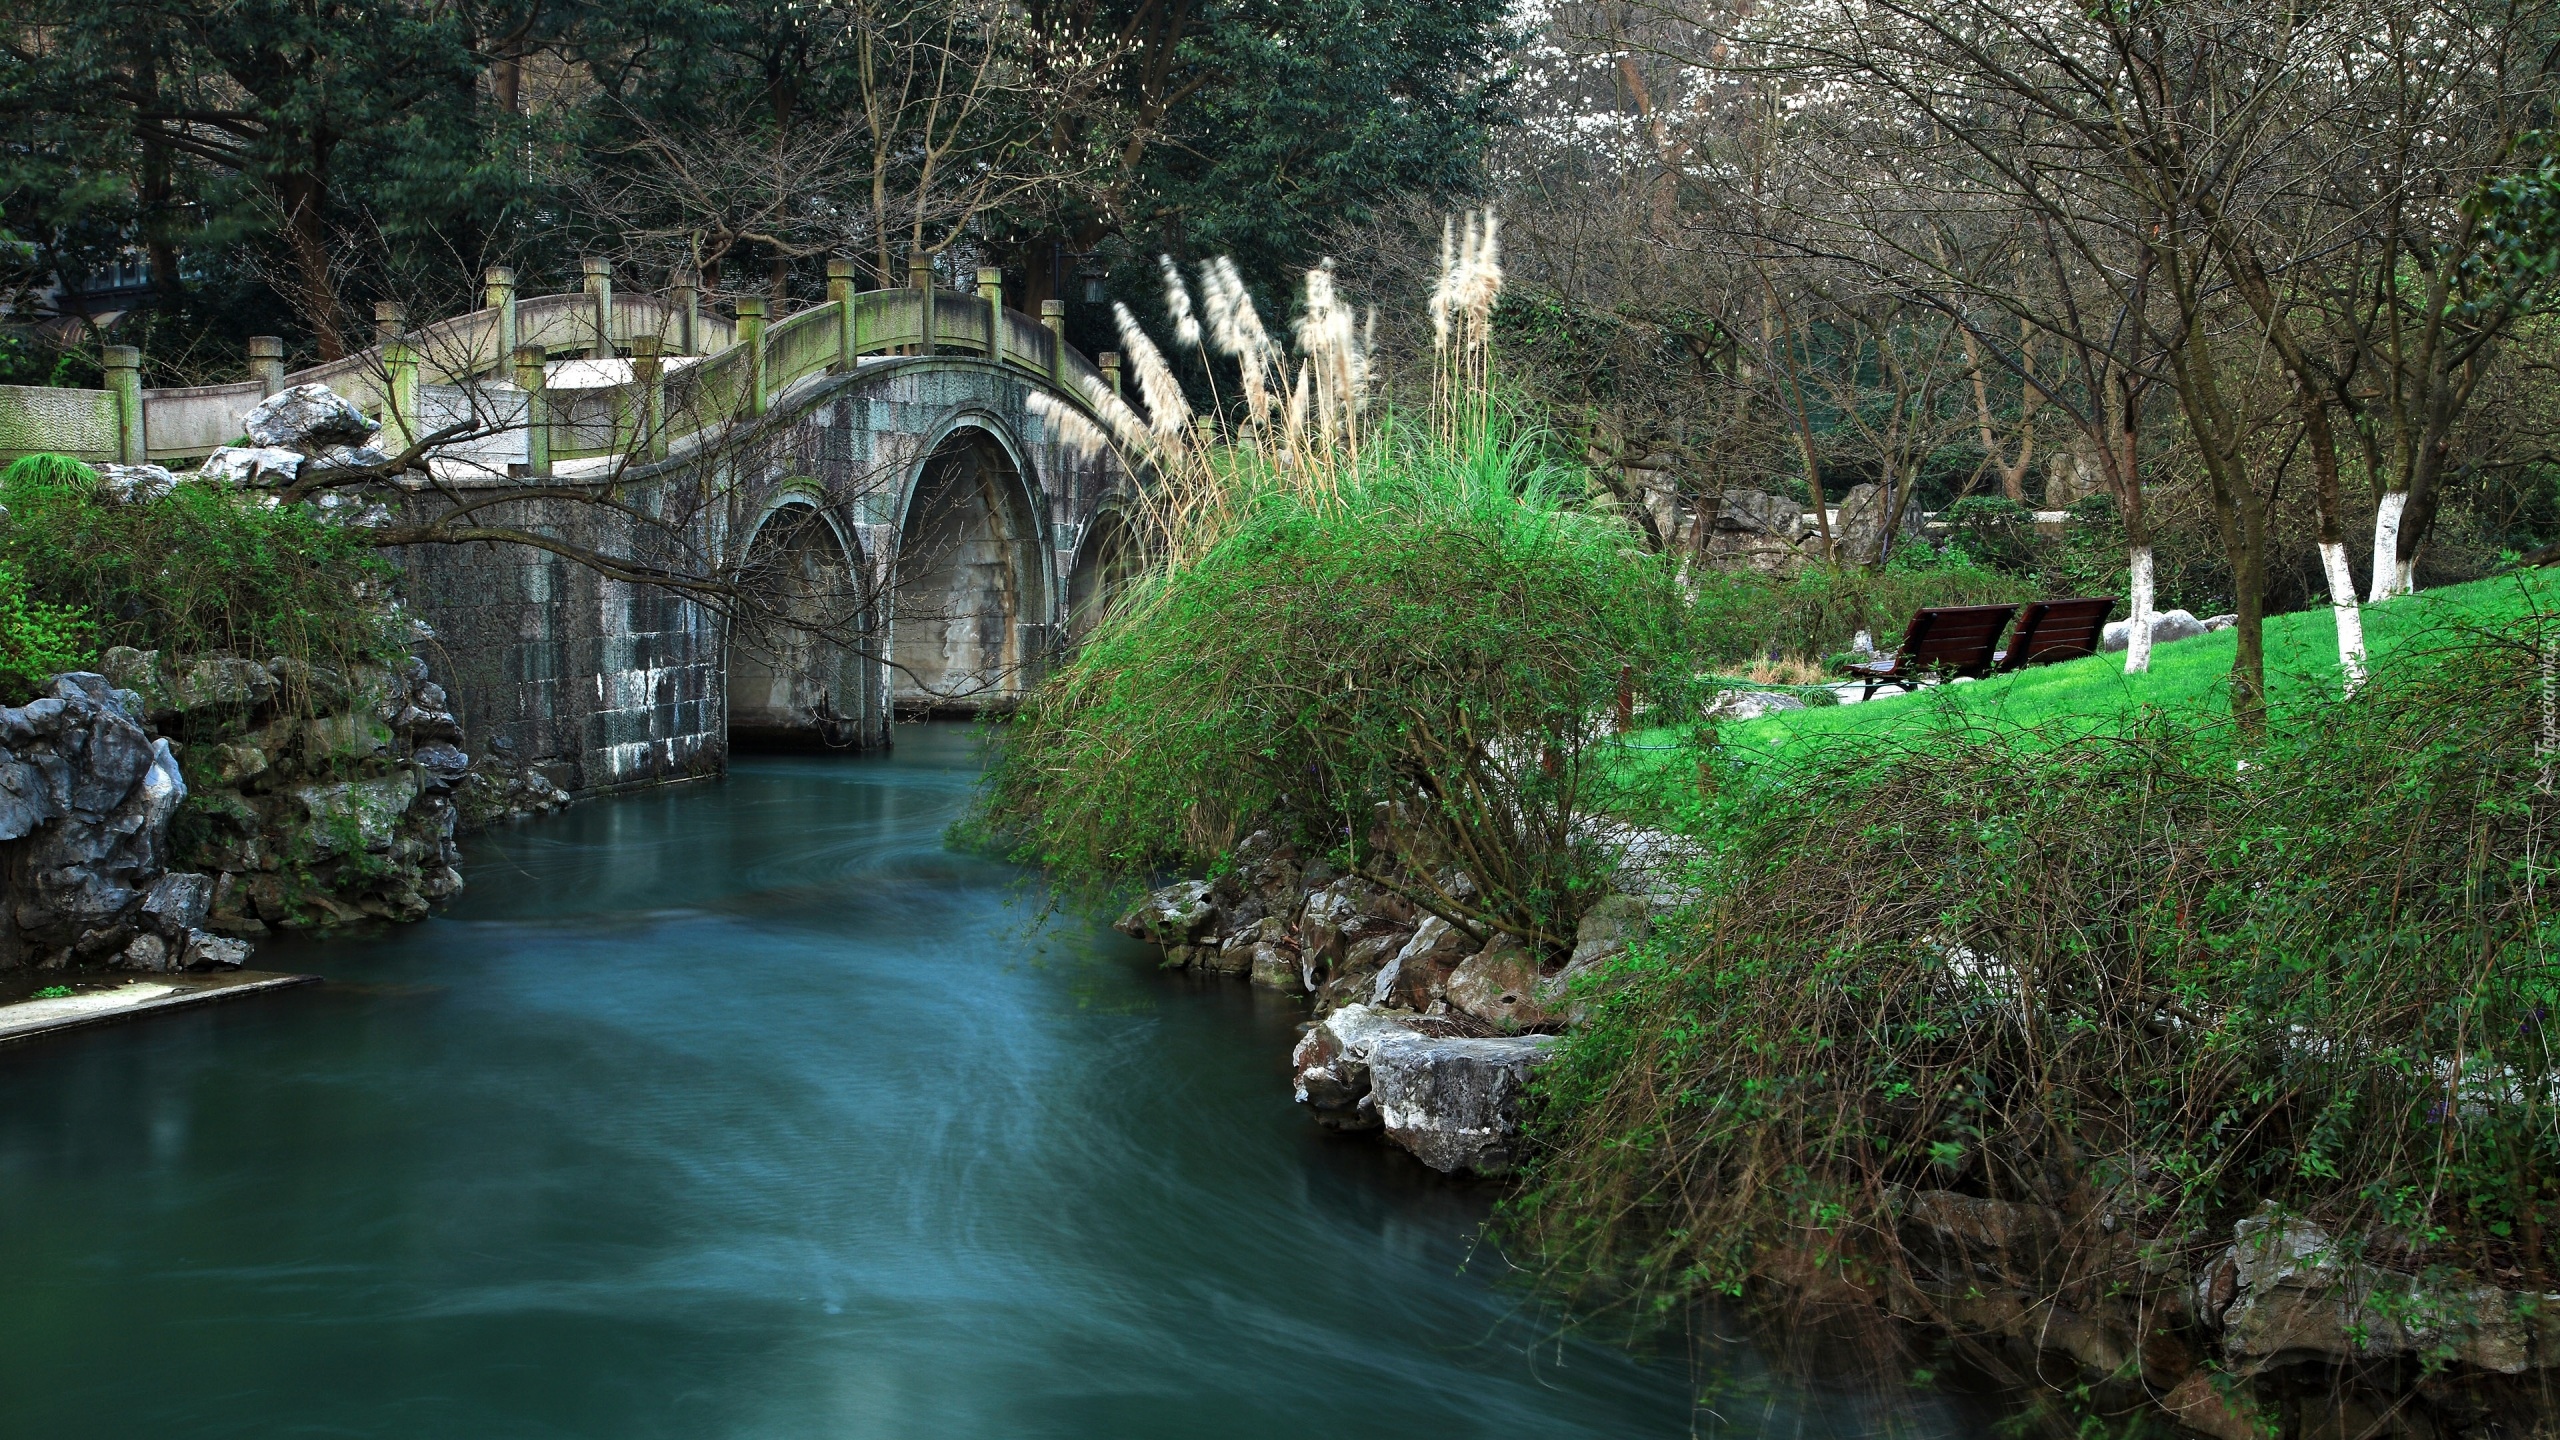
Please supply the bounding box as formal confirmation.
[1066,507,1144,641]
[725,499,874,751]
[892,426,1047,715]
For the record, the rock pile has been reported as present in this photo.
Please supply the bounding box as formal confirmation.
[199,384,396,487]
[1115,830,1658,1175]
[98,646,467,931]
[0,673,246,971]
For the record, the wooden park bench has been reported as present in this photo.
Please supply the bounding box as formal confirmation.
[1843,603,2018,700]
[1995,596,2118,673]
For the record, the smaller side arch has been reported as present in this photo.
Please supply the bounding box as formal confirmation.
[1065,499,1144,642]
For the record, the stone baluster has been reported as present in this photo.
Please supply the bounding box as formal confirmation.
[827,258,857,372]
[1040,300,1066,383]
[737,296,768,418]
[1100,350,1122,397]
[629,335,666,460]
[103,345,144,464]
[512,345,550,478]
[377,301,417,450]
[672,270,700,355]
[247,336,286,397]
[582,257,613,359]
[484,267,518,375]
[977,267,1004,367]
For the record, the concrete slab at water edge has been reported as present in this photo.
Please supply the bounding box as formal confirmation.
[0,970,318,1048]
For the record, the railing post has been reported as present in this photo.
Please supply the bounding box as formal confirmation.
[582,257,613,359]
[672,269,699,355]
[1100,350,1122,397]
[247,336,286,396]
[1040,300,1066,383]
[484,266,517,374]
[103,345,144,464]
[737,296,768,418]
[629,335,666,460]
[376,301,417,449]
[910,254,935,355]
[828,258,856,372]
[977,267,1003,366]
[513,345,550,477]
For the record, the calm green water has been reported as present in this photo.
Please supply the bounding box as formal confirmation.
[0,726,1973,1438]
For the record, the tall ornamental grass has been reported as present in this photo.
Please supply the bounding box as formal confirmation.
[978,423,1700,949]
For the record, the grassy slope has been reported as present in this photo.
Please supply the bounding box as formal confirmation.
[1719,569,2560,754]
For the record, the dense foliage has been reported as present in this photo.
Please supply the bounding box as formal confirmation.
[979,426,1698,950]
[1511,612,2560,1321]
[0,455,399,699]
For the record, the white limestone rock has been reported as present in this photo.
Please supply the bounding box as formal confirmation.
[197,446,304,486]
[243,383,379,451]
[1368,1028,1559,1174]
[2102,609,2208,653]
[1703,688,1806,722]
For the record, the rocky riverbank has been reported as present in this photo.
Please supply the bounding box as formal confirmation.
[1114,836,2560,1438]
[1113,829,1651,1176]
[0,647,569,974]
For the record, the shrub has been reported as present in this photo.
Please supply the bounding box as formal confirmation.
[0,454,398,692]
[0,558,96,698]
[977,423,1702,950]
[1509,611,2560,1326]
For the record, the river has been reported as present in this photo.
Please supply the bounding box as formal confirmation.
[0,726,1980,1438]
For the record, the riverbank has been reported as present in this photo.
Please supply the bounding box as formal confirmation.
[1087,575,2560,1439]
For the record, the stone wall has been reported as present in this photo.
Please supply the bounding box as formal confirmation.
[394,497,725,796]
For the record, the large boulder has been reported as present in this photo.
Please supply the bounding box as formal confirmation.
[2101,609,2209,653]
[1369,913,1474,1007]
[1444,933,1564,1030]
[93,464,179,504]
[1533,893,1654,1022]
[1289,1002,1420,1131]
[197,446,305,486]
[243,383,379,451]
[1115,879,1215,950]
[2202,1208,2539,1374]
[1714,488,1805,540]
[0,674,240,971]
[1368,1028,1559,1174]
[1831,482,1927,565]
[1703,689,1805,723]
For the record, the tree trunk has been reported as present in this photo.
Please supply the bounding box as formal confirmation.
[2297,390,2367,691]
[2367,490,2408,603]
[2168,314,2267,729]
[278,170,345,361]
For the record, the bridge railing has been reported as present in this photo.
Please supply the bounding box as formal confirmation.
[0,259,1118,471]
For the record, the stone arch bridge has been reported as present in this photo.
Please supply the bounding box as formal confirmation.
[0,263,1149,795]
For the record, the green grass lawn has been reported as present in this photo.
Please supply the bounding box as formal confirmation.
[1717,569,2560,753]
[1595,569,2559,807]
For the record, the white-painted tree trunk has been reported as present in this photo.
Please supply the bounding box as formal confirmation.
[2367,492,2407,604]
[2124,545,2155,675]
[2321,540,2368,694]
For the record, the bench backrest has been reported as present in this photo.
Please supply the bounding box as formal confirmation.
[2001,596,2117,670]
[1899,604,2017,675]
